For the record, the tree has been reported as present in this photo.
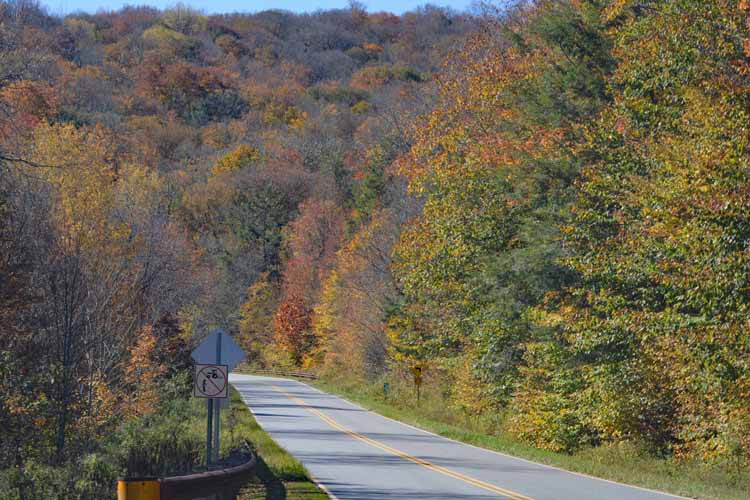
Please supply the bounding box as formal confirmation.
[0,172,50,471]
[123,326,167,418]
[238,274,281,367]
[6,122,200,463]
[391,1,613,419]
[551,0,750,459]
[275,199,344,364]
[317,208,401,375]
[273,292,312,365]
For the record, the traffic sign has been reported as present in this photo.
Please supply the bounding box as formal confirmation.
[191,328,245,370]
[412,364,424,403]
[412,365,423,386]
[191,328,245,467]
[194,364,229,398]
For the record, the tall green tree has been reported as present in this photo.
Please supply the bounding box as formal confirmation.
[546,0,750,459]
[391,0,613,414]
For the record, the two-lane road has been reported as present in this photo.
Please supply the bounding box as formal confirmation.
[230,374,688,500]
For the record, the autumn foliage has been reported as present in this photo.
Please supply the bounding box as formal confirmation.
[0,2,469,493]
[4,0,750,495]
[124,326,167,418]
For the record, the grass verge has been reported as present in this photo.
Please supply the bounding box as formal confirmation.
[225,387,329,500]
[310,376,749,500]
[0,372,330,500]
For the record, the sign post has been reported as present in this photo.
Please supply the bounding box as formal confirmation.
[213,332,222,464]
[191,328,245,467]
[206,399,213,465]
[193,363,228,466]
[412,365,423,404]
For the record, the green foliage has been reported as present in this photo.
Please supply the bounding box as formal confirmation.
[351,147,389,228]
[391,0,614,414]
[117,398,203,477]
[0,458,116,500]
[549,0,750,461]
[308,84,368,106]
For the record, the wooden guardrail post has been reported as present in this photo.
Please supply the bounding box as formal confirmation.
[117,478,160,500]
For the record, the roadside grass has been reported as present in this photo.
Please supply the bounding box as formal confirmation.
[118,383,328,500]
[0,373,330,500]
[311,374,750,500]
[224,387,329,500]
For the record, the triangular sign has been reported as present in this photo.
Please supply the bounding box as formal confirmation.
[191,328,245,371]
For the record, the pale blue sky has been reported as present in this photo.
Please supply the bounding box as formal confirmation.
[42,0,476,16]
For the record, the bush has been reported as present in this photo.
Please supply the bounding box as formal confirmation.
[115,397,204,477]
[0,455,117,500]
[0,370,207,499]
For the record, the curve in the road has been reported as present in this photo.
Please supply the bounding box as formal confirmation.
[230,374,690,500]
[272,383,534,500]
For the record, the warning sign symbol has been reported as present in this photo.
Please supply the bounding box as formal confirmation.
[194,364,228,398]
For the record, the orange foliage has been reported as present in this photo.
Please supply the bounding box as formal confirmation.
[273,293,313,364]
[123,326,167,418]
[0,80,58,145]
[274,200,345,365]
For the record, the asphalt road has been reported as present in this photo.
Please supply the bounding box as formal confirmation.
[230,374,688,500]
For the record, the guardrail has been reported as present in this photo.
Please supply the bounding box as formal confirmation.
[118,444,256,500]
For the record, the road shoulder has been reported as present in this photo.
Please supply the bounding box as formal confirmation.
[308,377,745,500]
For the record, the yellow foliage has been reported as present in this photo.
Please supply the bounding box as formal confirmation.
[210,144,260,176]
[450,353,496,416]
[33,123,129,254]
[74,374,121,435]
[142,24,190,47]
[238,274,280,366]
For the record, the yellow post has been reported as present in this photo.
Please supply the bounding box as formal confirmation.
[117,479,160,500]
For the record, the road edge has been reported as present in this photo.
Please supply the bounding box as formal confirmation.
[230,376,339,500]
[299,378,694,500]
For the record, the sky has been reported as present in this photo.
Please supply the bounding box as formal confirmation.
[41,0,476,16]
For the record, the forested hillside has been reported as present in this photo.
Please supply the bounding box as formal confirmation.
[2,0,750,497]
[0,0,471,495]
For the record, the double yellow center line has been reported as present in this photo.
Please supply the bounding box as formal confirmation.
[271,384,536,500]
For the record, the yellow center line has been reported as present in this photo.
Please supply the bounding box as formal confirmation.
[271,384,537,500]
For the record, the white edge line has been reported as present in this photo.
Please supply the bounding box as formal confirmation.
[305,469,342,500]
[229,378,341,500]
[233,374,694,500]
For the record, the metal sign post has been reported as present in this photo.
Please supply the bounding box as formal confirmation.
[191,328,245,468]
[206,399,213,465]
[213,331,222,464]
[193,363,228,466]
